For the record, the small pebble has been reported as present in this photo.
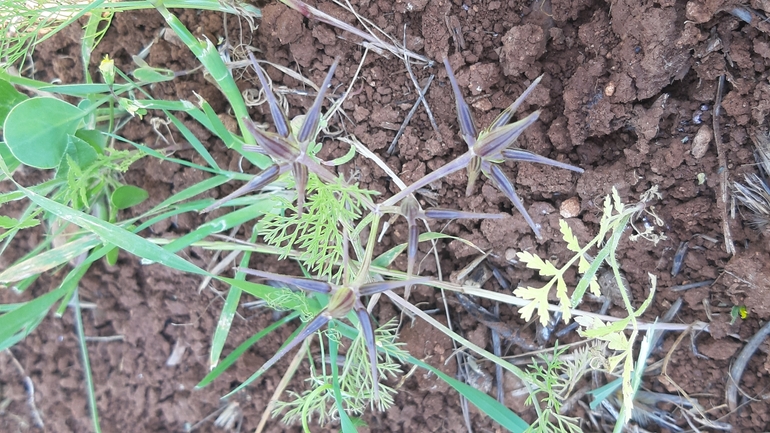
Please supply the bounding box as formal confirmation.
[560,197,581,218]
[604,81,616,97]
[691,125,712,159]
[505,248,517,263]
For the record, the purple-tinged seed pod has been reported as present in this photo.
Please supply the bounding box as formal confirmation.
[254,311,330,378]
[327,286,356,318]
[244,119,300,161]
[443,57,477,147]
[248,52,291,138]
[354,304,380,400]
[671,241,688,277]
[488,164,540,237]
[423,209,503,220]
[201,164,285,213]
[491,266,510,290]
[473,110,540,158]
[501,148,584,173]
[400,197,421,282]
[237,267,334,293]
[487,74,543,131]
[296,58,339,146]
[292,162,309,216]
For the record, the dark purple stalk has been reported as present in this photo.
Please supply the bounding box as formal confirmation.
[255,312,330,377]
[236,267,333,294]
[488,164,540,237]
[355,303,380,401]
[443,57,477,147]
[501,149,584,173]
[244,119,299,161]
[423,209,504,220]
[382,151,474,207]
[487,75,543,130]
[201,164,286,213]
[297,59,339,146]
[248,52,290,138]
[292,161,308,216]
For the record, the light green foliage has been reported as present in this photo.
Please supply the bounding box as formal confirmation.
[523,344,596,433]
[64,149,145,212]
[260,176,378,282]
[514,187,664,427]
[273,319,406,425]
[514,219,601,326]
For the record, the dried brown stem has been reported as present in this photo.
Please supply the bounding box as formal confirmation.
[713,75,736,255]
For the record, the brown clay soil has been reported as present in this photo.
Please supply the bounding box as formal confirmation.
[3,0,770,431]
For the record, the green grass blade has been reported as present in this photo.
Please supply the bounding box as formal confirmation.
[12,183,207,276]
[0,285,68,346]
[371,232,481,268]
[0,235,100,284]
[408,356,529,433]
[185,102,270,169]
[72,289,102,433]
[133,201,209,232]
[209,229,259,369]
[164,110,219,170]
[328,322,357,432]
[151,1,257,149]
[151,175,230,210]
[54,244,115,316]
[333,320,528,432]
[163,200,279,253]
[196,311,300,388]
[223,324,306,398]
[219,278,310,312]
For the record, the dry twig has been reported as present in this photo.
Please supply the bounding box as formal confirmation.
[713,75,735,255]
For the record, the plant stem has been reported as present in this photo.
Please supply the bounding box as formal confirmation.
[381,151,474,207]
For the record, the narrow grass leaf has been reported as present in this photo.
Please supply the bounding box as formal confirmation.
[197,311,300,388]
[152,2,256,147]
[222,324,306,398]
[0,235,100,284]
[328,322,357,432]
[72,289,102,433]
[165,110,219,170]
[408,356,529,432]
[371,232,481,268]
[14,183,207,276]
[0,285,68,346]
[151,175,230,211]
[210,230,258,369]
[588,378,621,410]
[164,201,277,253]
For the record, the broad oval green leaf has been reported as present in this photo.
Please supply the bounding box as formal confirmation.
[4,97,85,169]
[110,185,148,210]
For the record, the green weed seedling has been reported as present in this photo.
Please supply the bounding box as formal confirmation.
[0,2,692,432]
